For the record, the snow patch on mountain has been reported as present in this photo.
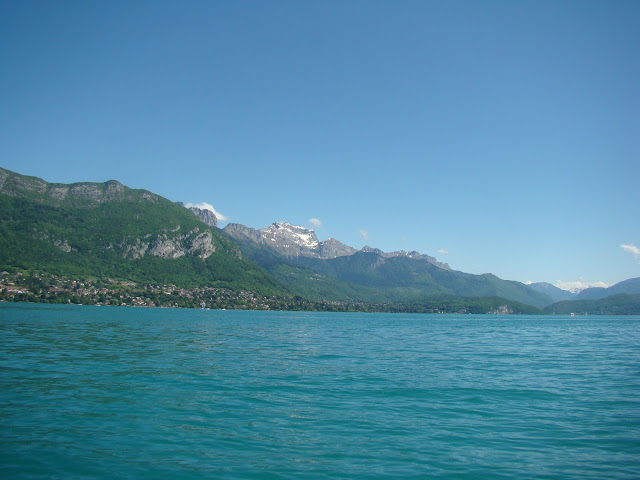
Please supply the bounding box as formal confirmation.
[554,279,610,293]
[262,222,319,249]
[224,221,450,269]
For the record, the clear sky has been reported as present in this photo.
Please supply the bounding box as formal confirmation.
[1,1,638,289]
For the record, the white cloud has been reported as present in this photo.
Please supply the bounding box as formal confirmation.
[359,229,369,241]
[621,243,640,261]
[554,279,610,294]
[437,248,449,255]
[309,218,322,228]
[184,202,228,222]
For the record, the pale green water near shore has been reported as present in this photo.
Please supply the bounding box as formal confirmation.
[1,303,639,479]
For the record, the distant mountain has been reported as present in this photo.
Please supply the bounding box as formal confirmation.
[360,245,450,270]
[528,282,576,303]
[574,277,640,300]
[295,252,552,309]
[224,222,553,309]
[225,222,358,259]
[224,222,449,268]
[545,293,640,315]
[0,167,284,295]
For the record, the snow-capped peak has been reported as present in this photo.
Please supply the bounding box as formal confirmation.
[261,222,319,249]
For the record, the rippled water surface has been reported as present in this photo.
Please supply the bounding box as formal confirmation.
[1,304,639,479]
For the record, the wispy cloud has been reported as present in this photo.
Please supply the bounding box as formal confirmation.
[437,248,449,255]
[309,218,322,228]
[185,202,228,221]
[621,243,640,261]
[359,229,369,241]
[554,278,609,293]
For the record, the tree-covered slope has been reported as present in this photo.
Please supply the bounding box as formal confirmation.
[225,231,553,309]
[545,294,640,315]
[218,233,388,302]
[0,169,285,296]
[292,251,552,308]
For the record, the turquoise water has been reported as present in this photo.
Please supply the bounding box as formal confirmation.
[1,304,639,479]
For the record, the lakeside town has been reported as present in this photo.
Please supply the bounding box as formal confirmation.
[0,271,525,314]
[1,271,292,310]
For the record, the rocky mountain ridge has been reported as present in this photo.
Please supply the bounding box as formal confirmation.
[360,246,450,270]
[0,167,160,206]
[527,282,576,303]
[224,221,449,269]
[176,202,218,228]
[224,222,357,259]
[223,221,552,309]
[108,228,216,260]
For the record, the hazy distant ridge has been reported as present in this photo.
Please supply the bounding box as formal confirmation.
[574,277,640,300]
[527,282,576,303]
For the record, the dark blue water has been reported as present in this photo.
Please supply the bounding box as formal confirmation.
[1,303,639,479]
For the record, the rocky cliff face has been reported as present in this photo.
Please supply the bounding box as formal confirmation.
[223,223,264,244]
[112,227,216,260]
[224,222,356,259]
[45,223,219,262]
[361,245,450,270]
[318,238,358,259]
[187,206,218,228]
[224,221,447,268]
[0,167,160,205]
[1,168,217,262]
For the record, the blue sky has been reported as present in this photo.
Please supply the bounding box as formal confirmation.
[1,1,638,289]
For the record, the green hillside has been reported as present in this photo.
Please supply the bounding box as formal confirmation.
[0,169,284,296]
[544,293,640,315]
[294,252,552,309]
[219,234,390,302]
[224,232,552,309]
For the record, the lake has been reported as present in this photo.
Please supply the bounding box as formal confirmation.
[1,303,639,479]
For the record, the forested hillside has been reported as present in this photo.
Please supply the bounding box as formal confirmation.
[0,168,284,296]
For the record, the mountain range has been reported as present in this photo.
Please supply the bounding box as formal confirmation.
[1,167,638,313]
[527,282,577,303]
[573,277,640,300]
[223,221,553,309]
